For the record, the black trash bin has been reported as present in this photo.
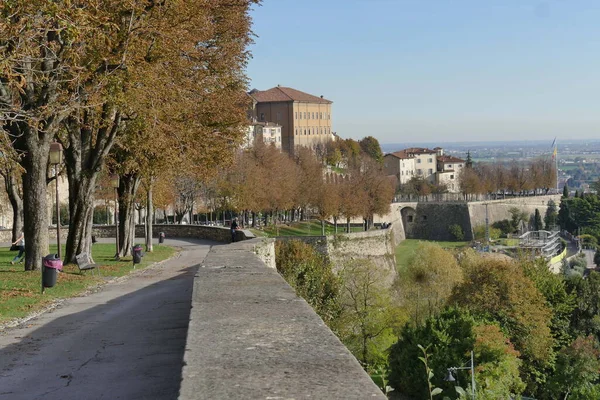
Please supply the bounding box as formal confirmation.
[158,232,165,244]
[42,254,63,288]
[132,244,144,265]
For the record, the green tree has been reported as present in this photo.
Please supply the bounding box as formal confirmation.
[359,136,383,163]
[565,272,600,340]
[388,308,476,399]
[563,184,569,198]
[451,254,554,392]
[546,336,600,400]
[544,200,558,230]
[533,208,543,231]
[336,259,404,371]
[397,242,463,326]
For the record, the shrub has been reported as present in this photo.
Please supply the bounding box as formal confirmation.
[492,219,514,236]
[448,224,464,241]
[275,240,341,325]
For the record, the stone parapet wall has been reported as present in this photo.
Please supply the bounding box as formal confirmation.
[179,241,386,400]
[91,224,253,243]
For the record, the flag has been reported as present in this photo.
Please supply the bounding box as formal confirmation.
[553,146,557,157]
[550,137,556,149]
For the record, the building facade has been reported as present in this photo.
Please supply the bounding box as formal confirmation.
[243,121,282,149]
[248,86,333,153]
[384,147,465,193]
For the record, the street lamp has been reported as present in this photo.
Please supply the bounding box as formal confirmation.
[444,351,476,399]
[110,174,119,260]
[49,142,63,260]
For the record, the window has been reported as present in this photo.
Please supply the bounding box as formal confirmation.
[417,169,422,175]
[402,163,404,167]
[407,215,414,223]
[320,112,322,119]
[447,164,452,168]
[295,112,297,119]
[276,112,281,121]
[401,171,404,175]
[450,174,454,179]
[312,112,315,119]
[304,112,306,119]
[428,168,433,175]
[417,159,421,163]
[304,129,306,135]
[295,129,298,135]
[428,158,433,163]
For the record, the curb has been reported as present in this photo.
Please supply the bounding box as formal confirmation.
[0,249,183,333]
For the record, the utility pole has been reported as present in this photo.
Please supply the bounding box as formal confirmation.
[484,203,490,251]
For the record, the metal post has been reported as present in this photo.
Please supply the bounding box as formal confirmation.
[115,187,119,260]
[471,350,476,399]
[484,203,489,251]
[55,166,61,260]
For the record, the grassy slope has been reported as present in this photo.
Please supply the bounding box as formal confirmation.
[395,239,468,270]
[0,244,175,323]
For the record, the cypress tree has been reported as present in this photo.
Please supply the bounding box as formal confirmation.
[562,185,569,198]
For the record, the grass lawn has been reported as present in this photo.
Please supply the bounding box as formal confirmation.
[395,239,469,270]
[0,243,175,324]
[249,220,364,237]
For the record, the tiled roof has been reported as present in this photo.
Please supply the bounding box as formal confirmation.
[438,155,465,163]
[249,86,332,104]
[387,150,414,159]
[386,147,437,159]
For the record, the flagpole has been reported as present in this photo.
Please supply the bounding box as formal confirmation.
[555,141,558,192]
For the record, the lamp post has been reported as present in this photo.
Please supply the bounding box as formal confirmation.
[444,350,476,399]
[110,174,119,260]
[49,142,63,260]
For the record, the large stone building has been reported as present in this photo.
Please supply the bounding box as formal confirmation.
[248,86,334,153]
[384,147,465,192]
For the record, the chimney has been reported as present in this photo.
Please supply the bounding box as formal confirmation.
[320,95,323,98]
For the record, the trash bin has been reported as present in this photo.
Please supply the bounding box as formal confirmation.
[132,244,144,265]
[42,254,63,288]
[158,232,165,244]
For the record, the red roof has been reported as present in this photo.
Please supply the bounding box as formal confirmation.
[386,147,437,159]
[437,155,465,163]
[249,86,332,104]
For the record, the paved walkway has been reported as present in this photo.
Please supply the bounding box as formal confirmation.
[0,238,216,400]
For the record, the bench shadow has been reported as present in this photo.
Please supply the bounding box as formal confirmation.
[0,265,199,400]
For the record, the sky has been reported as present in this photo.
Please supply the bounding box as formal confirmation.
[246,0,600,144]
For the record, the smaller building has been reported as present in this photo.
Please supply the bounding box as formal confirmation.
[436,154,465,192]
[243,121,282,149]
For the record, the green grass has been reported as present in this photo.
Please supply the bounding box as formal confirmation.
[0,243,175,323]
[395,239,469,270]
[249,220,364,237]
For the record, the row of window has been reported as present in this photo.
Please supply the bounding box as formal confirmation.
[416,158,434,164]
[416,169,434,175]
[295,111,330,120]
[295,127,331,136]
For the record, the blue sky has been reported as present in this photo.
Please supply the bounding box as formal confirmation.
[247,0,600,144]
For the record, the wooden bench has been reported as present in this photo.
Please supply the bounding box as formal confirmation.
[75,252,100,276]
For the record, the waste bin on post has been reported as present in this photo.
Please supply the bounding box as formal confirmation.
[42,254,63,293]
[158,232,165,244]
[132,244,144,268]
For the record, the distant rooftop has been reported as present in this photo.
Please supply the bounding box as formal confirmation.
[438,155,465,163]
[249,86,332,104]
[387,147,438,159]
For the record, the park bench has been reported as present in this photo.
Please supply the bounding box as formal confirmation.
[75,252,100,276]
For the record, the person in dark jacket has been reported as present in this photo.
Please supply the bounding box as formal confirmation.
[11,232,25,264]
[231,218,239,242]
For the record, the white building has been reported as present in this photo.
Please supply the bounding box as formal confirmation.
[243,121,283,150]
[384,147,466,193]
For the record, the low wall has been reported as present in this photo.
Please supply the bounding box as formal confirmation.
[92,224,253,243]
[179,239,386,400]
[468,195,561,230]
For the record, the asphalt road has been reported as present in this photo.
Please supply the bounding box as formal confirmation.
[0,238,215,400]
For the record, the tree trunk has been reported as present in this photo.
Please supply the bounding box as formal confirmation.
[19,132,51,271]
[3,169,24,243]
[118,174,141,257]
[346,217,351,233]
[321,219,325,236]
[63,109,120,263]
[252,211,256,228]
[145,180,154,252]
